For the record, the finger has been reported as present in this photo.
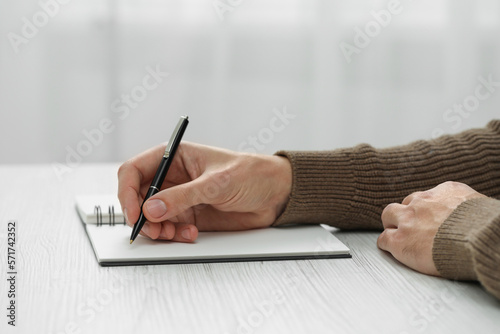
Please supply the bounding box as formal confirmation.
[138,221,162,240]
[401,191,423,205]
[117,166,142,227]
[157,223,199,243]
[122,144,168,180]
[381,203,406,229]
[119,143,205,225]
[377,228,398,252]
[142,173,222,223]
[118,145,167,193]
[157,221,175,240]
[117,145,166,226]
[377,229,422,274]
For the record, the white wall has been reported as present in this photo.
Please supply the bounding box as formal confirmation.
[1,0,499,170]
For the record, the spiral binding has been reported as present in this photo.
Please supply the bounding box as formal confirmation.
[93,205,126,226]
[94,205,102,226]
[109,205,115,225]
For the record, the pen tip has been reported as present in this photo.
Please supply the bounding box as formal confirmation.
[130,240,133,244]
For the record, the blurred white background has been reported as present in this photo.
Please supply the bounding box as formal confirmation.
[1,0,499,171]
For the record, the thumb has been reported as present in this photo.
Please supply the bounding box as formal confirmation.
[142,177,213,222]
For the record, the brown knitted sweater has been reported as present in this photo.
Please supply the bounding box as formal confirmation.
[274,120,500,300]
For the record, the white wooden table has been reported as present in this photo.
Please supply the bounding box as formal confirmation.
[0,164,499,334]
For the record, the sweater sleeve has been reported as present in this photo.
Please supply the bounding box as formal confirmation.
[273,120,500,300]
[273,120,500,229]
[433,197,500,300]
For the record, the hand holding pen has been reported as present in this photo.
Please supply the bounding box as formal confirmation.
[117,138,292,244]
[129,115,189,243]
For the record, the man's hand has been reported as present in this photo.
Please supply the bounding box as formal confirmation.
[377,181,486,276]
[117,142,292,243]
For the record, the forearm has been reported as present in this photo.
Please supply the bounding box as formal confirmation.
[273,120,500,229]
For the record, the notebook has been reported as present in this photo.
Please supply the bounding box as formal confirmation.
[75,195,350,266]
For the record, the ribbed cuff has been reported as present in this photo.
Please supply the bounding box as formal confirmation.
[272,146,386,229]
[433,197,500,281]
[272,150,354,227]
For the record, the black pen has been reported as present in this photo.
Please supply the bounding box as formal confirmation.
[129,115,189,244]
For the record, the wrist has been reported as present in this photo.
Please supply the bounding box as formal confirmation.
[271,155,292,218]
[240,152,292,223]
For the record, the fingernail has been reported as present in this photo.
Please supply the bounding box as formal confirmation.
[181,229,191,240]
[142,222,150,235]
[145,199,167,218]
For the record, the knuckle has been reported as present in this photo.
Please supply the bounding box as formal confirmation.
[117,160,132,177]
[406,190,432,204]
[440,181,466,191]
[411,191,425,199]
[381,203,398,219]
[401,205,416,221]
[384,202,400,212]
[377,232,386,248]
[402,191,420,204]
[418,191,433,200]
[378,229,389,241]
[442,180,458,187]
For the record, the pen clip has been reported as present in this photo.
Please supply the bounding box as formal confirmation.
[164,115,189,158]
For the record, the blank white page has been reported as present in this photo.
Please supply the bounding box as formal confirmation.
[84,224,350,266]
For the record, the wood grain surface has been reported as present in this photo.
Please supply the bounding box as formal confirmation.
[0,164,498,334]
